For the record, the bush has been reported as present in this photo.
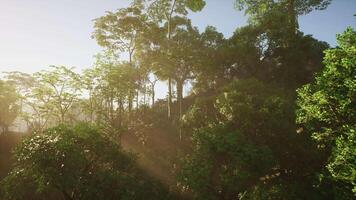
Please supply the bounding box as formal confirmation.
[0,123,172,200]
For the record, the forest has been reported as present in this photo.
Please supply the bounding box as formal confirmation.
[0,0,355,199]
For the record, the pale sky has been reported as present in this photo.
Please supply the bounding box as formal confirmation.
[0,0,355,99]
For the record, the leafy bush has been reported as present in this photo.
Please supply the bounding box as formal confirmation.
[179,79,304,199]
[0,123,172,200]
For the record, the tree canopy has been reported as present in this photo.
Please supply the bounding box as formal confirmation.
[297,27,356,197]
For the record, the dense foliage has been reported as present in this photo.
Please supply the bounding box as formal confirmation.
[179,79,325,199]
[0,123,171,200]
[297,28,356,197]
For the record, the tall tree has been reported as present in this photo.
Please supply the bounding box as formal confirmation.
[93,1,149,115]
[169,18,202,139]
[145,0,205,119]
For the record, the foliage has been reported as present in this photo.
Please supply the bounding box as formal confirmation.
[179,79,317,199]
[0,79,19,132]
[179,124,275,199]
[146,0,205,21]
[82,50,142,136]
[4,71,50,132]
[34,66,82,124]
[93,2,148,62]
[235,0,331,29]
[0,123,171,200]
[297,27,356,196]
[4,67,81,131]
[144,0,206,118]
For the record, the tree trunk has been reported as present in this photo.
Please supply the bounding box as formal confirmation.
[89,90,95,123]
[118,98,123,128]
[166,0,176,120]
[60,110,65,124]
[128,92,133,121]
[177,79,183,140]
[143,85,146,105]
[136,90,139,109]
[167,77,172,119]
[110,96,115,126]
[151,84,155,106]
[288,0,298,37]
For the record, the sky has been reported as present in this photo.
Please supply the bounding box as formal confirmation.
[0,0,355,99]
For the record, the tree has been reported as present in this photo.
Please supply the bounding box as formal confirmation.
[146,0,205,119]
[231,0,330,89]
[169,18,203,139]
[0,123,171,200]
[297,28,356,197]
[144,16,202,138]
[191,26,227,94]
[93,1,147,63]
[81,68,101,123]
[180,78,322,199]
[5,66,82,132]
[147,74,159,106]
[5,71,56,132]
[180,75,338,199]
[0,79,19,133]
[93,2,150,114]
[82,56,128,127]
[34,66,81,124]
[179,124,275,199]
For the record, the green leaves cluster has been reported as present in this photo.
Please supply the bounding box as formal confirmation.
[297,27,356,195]
[0,123,171,200]
[179,79,301,199]
[4,66,81,132]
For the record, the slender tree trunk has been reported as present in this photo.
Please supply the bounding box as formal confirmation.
[110,95,114,126]
[120,98,124,126]
[129,51,133,64]
[166,0,176,120]
[151,83,155,106]
[136,90,139,109]
[118,98,123,128]
[89,90,94,123]
[177,79,183,140]
[128,92,133,120]
[168,77,172,119]
[143,85,146,105]
[60,110,65,124]
[177,80,183,119]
